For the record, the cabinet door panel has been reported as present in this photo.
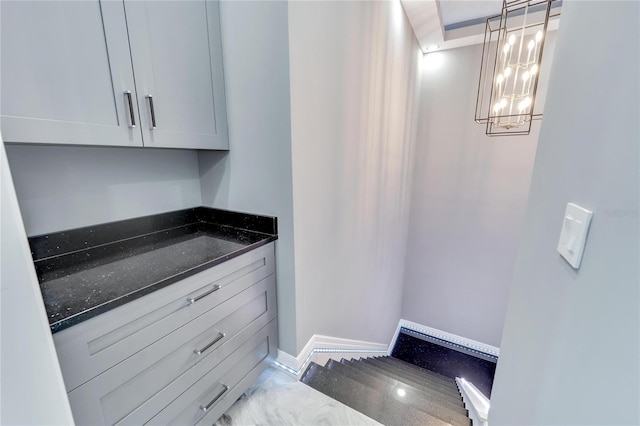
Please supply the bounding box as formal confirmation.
[0,1,142,147]
[125,0,229,150]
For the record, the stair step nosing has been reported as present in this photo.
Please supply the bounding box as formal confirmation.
[301,362,455,426]
[379,357,456,384]
[362,359,461,397]
[350,360,463,401]
[372,358,458,386]
[344,360,466,411]
[327,360,470,426]
[380,357,456,384]
[367,359,458,390]
[336,360,465,412]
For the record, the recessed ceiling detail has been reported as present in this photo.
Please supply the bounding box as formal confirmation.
[400,0,561,53]
[439,0,503,28]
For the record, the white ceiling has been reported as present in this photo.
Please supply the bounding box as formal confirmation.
[401,0,561,53]
[439,0,502,28]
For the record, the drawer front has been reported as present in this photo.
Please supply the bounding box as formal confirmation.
[55,243,275,391]
[148,319,278,426]
[67,275,276,426]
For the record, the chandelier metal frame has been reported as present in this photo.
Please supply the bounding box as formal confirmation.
[475,0,559,136]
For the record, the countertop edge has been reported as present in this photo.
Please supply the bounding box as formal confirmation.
[49,235,277,334]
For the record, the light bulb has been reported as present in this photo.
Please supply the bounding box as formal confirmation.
[530,64,539,75]
[500,98,508,108]
[503,43,510,54]
[518,97,531,111]
[508,34,516,45]
[497,74,504,84]
[522,71,530,81]
[493,102,502,113]
[504,67,512,78]
[528,40,535,50]
[536,30,543,42]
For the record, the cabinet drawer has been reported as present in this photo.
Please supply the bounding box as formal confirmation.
[148,319,278,426]
[67,275,276,426]
[54,243,275,391]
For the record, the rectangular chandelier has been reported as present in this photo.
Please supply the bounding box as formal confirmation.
[475,0,558,136]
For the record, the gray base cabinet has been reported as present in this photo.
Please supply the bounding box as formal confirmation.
[53,243,277,425]
[0,0,228,150]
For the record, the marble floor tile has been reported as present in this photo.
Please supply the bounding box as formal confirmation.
[214,366,382,426]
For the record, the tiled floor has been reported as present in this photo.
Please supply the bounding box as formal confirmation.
[214,366,382,425]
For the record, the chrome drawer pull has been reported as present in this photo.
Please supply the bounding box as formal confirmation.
[145,94,157,129]
[124,91,136,128]
[193,332,225,356]
[187,285,221,305]
[200,384,229,413]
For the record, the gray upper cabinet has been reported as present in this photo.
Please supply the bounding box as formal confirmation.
[0,1,143,147]
[125,0,229,150]
[0,0,228,150]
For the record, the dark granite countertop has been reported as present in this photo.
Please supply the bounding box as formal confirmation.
[29,207,277,333]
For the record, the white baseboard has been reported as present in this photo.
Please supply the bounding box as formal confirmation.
[273,321,495,425]
[274,335,388,378]
[456,377,490,426]
[275,319,499,379]
[393,319,495,423]
[389,319,500,357]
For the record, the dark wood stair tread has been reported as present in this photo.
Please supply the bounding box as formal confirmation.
[298,356,473,426]
[366,358,459,393]
[300,362,454,426]
[343,359,465,411]
[326,359,470,426]
[360,358,463,400]
[378,356,456,384]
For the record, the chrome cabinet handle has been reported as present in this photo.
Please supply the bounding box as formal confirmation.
[187,285,221,305]
[124,91,136,128]
[193,331,225,356]
[145,94,157,129]
[200,384,229,413]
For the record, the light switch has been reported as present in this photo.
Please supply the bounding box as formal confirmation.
[557,203,593,269]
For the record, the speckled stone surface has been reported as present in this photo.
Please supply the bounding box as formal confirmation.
[29,207,276,261]
[301,362,451,426]
[29,207,277,333]
[391,330,497,397]
[326,360,470,426]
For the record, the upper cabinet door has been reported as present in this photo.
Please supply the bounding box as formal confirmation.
[125,0,229,150]
[0,1,142,147]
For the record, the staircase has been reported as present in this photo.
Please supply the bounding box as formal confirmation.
[300,356,471,426]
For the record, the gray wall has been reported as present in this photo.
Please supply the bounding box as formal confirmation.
[6,144,202,236]
[288,0,422,353]
[198,1,297,355]
[490,1,639,424]
[401,37,555,347]
[1,140,74,425]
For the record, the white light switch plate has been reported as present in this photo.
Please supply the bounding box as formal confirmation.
[557,203,593,269]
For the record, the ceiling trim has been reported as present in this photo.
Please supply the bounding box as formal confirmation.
[400,0,562,53]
